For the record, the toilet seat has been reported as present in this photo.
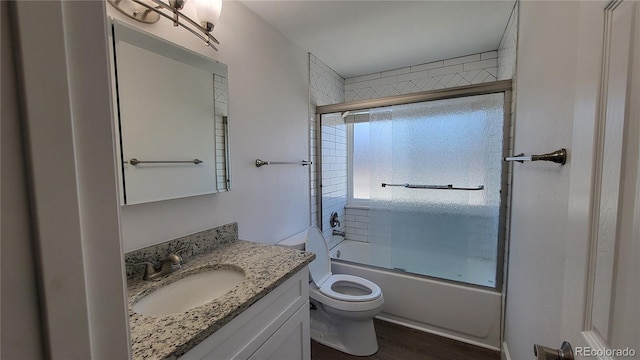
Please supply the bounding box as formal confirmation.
[309,286,384,312]
[319,274,382,302]
[305,227,382,303]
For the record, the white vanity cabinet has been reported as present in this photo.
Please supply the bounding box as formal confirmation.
[178,268,310,360]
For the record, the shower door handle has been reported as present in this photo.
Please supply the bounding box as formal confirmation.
[533,341,574,360]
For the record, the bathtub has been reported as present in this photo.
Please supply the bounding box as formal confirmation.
[329,240,502,350]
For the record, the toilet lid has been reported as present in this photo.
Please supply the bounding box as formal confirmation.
[319,274,382,302]
[306,226,332,287]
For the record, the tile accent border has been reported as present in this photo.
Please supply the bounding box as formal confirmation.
[124,222,238,280]
[344,51,499,102]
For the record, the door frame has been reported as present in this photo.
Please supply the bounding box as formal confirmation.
[11,1,130,358]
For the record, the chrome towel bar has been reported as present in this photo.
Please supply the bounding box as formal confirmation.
[382,183,484,191]
[504,148,566,165]
[255,159,312,167]
[126,158,203,166]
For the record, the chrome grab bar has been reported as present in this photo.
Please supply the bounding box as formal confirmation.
[504,148,566,165]
[255,159,312,167]
[381,183,484,191]
[126,158,203,166]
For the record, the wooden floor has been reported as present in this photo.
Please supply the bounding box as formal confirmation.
[311,319,500,360]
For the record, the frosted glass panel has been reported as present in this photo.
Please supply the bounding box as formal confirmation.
[367,93,504,287]
[353,122,371,199]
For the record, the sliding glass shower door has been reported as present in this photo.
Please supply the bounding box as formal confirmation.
[320,88,509,288]
[366,93,505,287]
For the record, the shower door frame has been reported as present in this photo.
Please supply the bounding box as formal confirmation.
[315,80,513,291]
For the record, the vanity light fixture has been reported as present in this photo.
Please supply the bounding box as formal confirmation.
[107,0,222,50]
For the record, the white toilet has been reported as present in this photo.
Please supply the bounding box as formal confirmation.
[278,226,384,356]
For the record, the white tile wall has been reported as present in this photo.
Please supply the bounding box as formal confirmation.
[320,113,347,248]
[214,74,229,191]
[345,207,370,242]
[309,54,346,249]
[344,51,498,102]
[310,55,345,106]
[498,2,518,81]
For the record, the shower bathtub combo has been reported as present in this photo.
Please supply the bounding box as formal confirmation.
[315,81,512,350]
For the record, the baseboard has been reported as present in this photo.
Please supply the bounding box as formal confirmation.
[501,341,512,360]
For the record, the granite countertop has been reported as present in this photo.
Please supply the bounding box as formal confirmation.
[127,239,314,360]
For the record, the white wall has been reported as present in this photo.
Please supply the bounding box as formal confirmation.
[504,2,579,359]
[1,2,45,357]
[108,2,310,251]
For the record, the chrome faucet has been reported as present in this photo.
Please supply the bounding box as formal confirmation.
[136,253,183,281]
[332,230,346,237]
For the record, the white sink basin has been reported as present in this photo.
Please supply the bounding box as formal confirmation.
[133,268,245,316]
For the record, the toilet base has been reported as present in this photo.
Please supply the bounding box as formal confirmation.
[309,299,379,356]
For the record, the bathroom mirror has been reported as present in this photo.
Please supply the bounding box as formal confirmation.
[109,20,230,205]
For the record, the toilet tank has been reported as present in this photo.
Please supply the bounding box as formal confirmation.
[276,229,308,250]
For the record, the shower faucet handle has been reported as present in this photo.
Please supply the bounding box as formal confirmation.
[330,212,341,228]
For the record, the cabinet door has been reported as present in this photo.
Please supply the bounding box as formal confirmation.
[248,304,310,360]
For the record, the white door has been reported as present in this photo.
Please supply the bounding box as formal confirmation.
[540,1,640,359]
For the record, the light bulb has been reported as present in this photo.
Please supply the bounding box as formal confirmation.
[195,0,222,29]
